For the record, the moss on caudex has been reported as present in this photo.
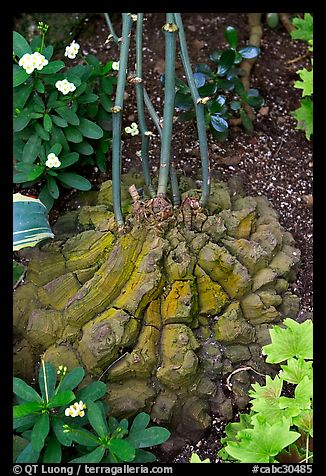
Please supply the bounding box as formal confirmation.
[13,175,301,442]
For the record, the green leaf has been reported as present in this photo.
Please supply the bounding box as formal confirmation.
[240,108,254,133]
[127,426,170,449]
[109,439,135,462]
[209,49,222,63]
[13,165,45,183]
[246,89,264,108]
[217,49,236,76]
[43,436,62,463]
[210,114,228,132]
[56,152,80,169]
[50,124,70,152]
[238,46,260,59]
[291,97,313,140]
[78,117,104,139]
[48,143,62,156]
[134,449,156,463]
[59,367,85,392]
[69,428,99,447]
[230,100,241,111]
[224,26,238,49]
[263,318,313,363]
[129,412,150,436]
[291,13,313,42]
[57,172,92,191]
[14,413,39,431]
[99,92,113,112]
[39,61,65,74]
[31,414,50,451]
[78,93,99,104]
[225,417,300,463]
[293,410,313,437]
[76,381,107,402]
[47,176,60,199]
[47,390,75,409]
[70,446,105,463]
[16,442,41,463]
[52,417,72,447]
[43,114,53,132]
[101,76,115,95]
[21,134,42,164]
[55,107,80,126]
[13,402,42,419]
[73,141,94,155]
[13,377,42,402]
[50,114,68,128]
[190,453,211,463]
[266,13,279,29]
[14,83,33,110]
[13,259,26,288]
[13,114,31,132]
[293,375,313,408]
[294,67,313,97]
[39,362,57,401]
[42,45,54,61]
[13,31,32,57]
[34,123,49,140]
[87,401,108,437]
[13,64,30,87]
[279,357,313,385]
[64,125,83,143]
[38,185,54,211]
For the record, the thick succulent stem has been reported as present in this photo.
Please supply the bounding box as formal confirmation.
[135,13,155,198]
[103,13,120,44]
[143,88,180,206]
[173,13,210,207]
[157,13,177,198]
[111,13,133,226]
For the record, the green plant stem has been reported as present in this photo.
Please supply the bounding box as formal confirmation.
[111,13,133,226]
[135,13,155,198]
[143,88,180,206]
[173,13,210,206]
[157,13,177,197]
[103,13,120,44]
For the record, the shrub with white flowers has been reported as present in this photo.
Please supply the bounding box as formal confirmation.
[64,400,87,418]
[45,153,61,168]
[125,122,139,136]
[55,78,76,95]
[18,52,48,74]
[64,40,80,59]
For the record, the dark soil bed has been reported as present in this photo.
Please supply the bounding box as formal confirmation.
[14,12,313,463]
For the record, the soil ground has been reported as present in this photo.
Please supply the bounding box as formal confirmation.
[14,13,313,463]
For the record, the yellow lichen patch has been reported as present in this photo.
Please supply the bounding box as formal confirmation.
[212,302,255,344]
[195,265,229,316]
[37,273,81,310]
[161,280,197,324]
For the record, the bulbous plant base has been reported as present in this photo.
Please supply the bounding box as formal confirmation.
[13,174,301,442]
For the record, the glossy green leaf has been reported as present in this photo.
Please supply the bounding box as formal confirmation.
[34,123,49,140]
[210,114,228,132]
[75,381,106,402]
[48,143,62,156]
[73,141,94,156]
[13,65,30,87]
[13,402,42,418]
[43,114,53,132]
[99,92,113,112]
[193,72,206,88]
[47,390,75,409]
[279,357,313,385]
[190,453,210,463]
[56,152,80,169]
[224,26,238,49]
[55,107,80,126]
[78,93,99,104]
[13,31,32,57]
[238,46,260,59]
[13,377,42,402]
[78,118,104,139]
[22,134,42,163]
[57,172,92,191]
[291,97,313,140]
[266,13,279,29]
[47,176,60,199]
[109,439,135,462]
[127,426,170,449]
[69,428,99,447]
[39,61,65,74]
[43,436,62,463]
[230,100,241,111]
[59,367,85,392]
[50,114,68,128]
[69,446,105,463]
[52,417,72,447]
[240,108,254,133]
[13,114,31,132]
[209,49,222,63]
[31,414,50,451]
[13,164,45,183]
[291,13,313,42]
[50,125,70,151]
[14,83,33,110]
[38,184,54,211]
[134,449,156,463]
[16,442,41,463]
[87,401,108,437]
[14,413,39,431]
[217,49,236,76]
[64,125,83,143]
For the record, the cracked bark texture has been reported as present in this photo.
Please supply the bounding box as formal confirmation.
[13,174,301,441]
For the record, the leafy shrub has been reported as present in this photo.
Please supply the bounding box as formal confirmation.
[168,25,263,140]
[290,13,313,140]
[13,362,170,463]
[218,318,313,463]
[13,22,117,210]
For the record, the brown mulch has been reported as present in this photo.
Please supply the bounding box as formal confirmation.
[14,13,313,463]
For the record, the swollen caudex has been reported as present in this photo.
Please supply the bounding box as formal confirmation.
[13,175,301,441]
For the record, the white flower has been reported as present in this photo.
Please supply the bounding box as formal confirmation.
[64,40,80,59]
[55,78,76,95]
[45,153,61,168]
[19,52,48,74]
[19,53,32,68]
[112,61,120,71]
[64,401,86,418]
[125,122,139,136]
